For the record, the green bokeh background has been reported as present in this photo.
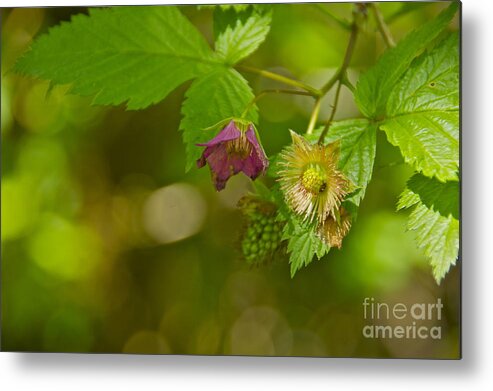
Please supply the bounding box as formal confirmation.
[1,3,460,358]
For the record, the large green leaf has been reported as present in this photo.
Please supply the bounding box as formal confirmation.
[380,33,459,181]
[214,7,272,65]
[403,173,459,219]
[355,2,458,118]
[398,173,459,284]
[380,112,458,181]
[180,68,257,172]
[315,119,377,206]
[14,6,220,109]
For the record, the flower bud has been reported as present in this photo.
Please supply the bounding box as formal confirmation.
[197,120,268,191]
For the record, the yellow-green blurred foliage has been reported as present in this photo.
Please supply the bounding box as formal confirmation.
[1,4,459,358]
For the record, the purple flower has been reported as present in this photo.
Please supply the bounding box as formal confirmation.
[197,120,269,191]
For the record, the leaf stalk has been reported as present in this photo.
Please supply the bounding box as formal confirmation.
[237,65,322,97]
[317,11,360,144]
[370,3,396,48]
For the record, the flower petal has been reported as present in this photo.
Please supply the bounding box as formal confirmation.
[203,144,237,191]
[196,120,240,147]
[246,126,269,170]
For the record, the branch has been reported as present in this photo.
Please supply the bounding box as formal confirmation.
[237,65,322,97]
[317,11,360,144]
[370,3,396,48]
[320,18,358,95]
[317,80,343,145]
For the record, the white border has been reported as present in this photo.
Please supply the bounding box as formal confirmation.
[2,0,493,390]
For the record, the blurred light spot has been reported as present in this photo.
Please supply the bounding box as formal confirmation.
[123,330,171,354]
[28,214,101,280]
[15,137,81,216]
[2,8,45,68]
[142,183,206,244]
[229,317,275,356]
[289,330,327,356]
[13,81,102,135]
[14,82,66,134]
[219,271,276,322]
[43,307,94,353]
[193,317,222,355]
[112,174,157,246]
[228,306,292,356]
[18,136,67,177]
[1,176,38,242]
[158,301,200,353]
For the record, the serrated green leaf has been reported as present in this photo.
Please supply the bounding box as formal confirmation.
[180,68,257,172]
[398,173,459,284]
[283,216,330,278]
[289,232,330,278]
[386,33,459,116]
[408,203,459,284]
[380,33,459,181]
[215,8,271,65]
[14,6,219,110]
[398,173,459,219]
[355,2,458,118]
[380,111,458,181]
[312,118,377,205]
[214,5,251,39]
[213,4,272,38]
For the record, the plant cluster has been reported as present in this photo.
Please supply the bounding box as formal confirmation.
[14,2,460,282]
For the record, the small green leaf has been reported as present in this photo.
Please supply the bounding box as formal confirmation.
[180,68,257,172]
[407,203,459,284]
[398,173,459,284]
[213,5,272,38]
[355,2,458,118]
[312,118,378,205]
[282,216,330,278]
[215,7,272,65]
[380,33,459,181]
[14,6,219,110]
